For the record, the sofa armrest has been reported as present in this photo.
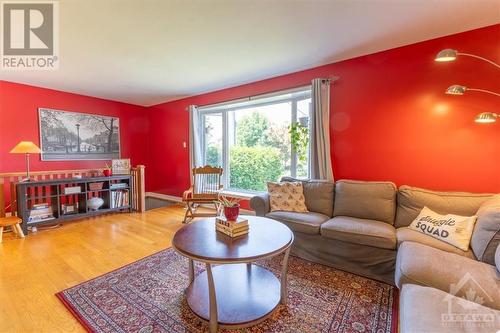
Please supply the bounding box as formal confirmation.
[250,193,270,216]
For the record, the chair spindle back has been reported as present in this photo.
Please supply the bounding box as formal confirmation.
[192,166,223,199]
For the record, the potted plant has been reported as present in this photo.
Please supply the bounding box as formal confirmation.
[289,121,309,163]
[219,195,241,221]
[103,163,112,177]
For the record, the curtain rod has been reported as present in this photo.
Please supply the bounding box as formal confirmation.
[191,84,310,111]
[188,77,339,111]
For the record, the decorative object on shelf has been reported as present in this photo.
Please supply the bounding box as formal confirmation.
[38,108,120,161]
[88,182,104,191]
[219,195,241,221]
[9,141,42,181]
[87,197,104,211]
[103,163,112,177]
[64,186,82,194]
[435,49,500,69]
[61,203,79,215]
[215,216,249,237]
[445,84,500,97]
[112,159,131,175]
[435,49,499,124]
[475,112,498,124]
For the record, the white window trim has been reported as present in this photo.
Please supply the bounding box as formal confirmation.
[198,86,312,194]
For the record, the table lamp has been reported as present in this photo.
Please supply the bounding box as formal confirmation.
[10,141,42,181]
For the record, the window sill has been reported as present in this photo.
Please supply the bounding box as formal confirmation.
[220,190,263,200]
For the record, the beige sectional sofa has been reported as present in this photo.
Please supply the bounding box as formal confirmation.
[250,178,500,331]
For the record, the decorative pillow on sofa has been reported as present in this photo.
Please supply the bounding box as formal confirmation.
[471,195,500,265]
[408,206,477,251]
[267,182,308,213]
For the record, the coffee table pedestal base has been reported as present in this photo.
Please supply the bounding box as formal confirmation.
[186,264,281,331]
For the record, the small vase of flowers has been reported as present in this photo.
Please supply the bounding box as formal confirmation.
[219,195,241,221]
[103,163,113,177]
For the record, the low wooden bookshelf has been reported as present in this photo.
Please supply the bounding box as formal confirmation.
[16,175,132,234]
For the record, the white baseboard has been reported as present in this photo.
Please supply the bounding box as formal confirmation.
[145,192,255,215]
[146,192,182,203]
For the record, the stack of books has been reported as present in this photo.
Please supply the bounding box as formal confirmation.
[215,216,249,237]
[111,189,130,208]
[29,203,54,223]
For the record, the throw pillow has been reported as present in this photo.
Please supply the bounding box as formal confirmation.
[267,182,308,213]
[408,206,477,251]
[471,195,500,265]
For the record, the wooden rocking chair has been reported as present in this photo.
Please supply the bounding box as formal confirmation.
[182,166,223,223]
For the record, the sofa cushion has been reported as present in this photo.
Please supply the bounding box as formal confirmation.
[267,182,308,213]
[395,185,492,228]
[265,211,329,235]
[333,180,397,224]
[408,206,477,251]
[281,177,334,217]
[396,227,475,258]
[400,284,500,333]
[396,241,500,310]
[471,195,500,265]
[496,245,500,272]
[320,216,396,249]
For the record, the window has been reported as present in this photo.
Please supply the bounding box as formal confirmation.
[199,87,312,193]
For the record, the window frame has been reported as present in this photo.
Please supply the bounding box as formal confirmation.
[198,86,312,193]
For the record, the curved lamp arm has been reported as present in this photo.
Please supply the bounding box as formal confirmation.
[466,88,500,97]
[457,53,500,69]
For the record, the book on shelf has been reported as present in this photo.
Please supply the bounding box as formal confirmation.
[64,186,82,194]
[28,216,55,224]
[111,189,129,208]
[29,203,54,223]
[110,183,128,190]
[31,203,49,210]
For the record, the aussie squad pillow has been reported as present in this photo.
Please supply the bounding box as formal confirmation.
[409,206,477,251]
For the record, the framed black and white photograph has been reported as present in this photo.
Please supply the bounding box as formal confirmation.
[39,108,120,161]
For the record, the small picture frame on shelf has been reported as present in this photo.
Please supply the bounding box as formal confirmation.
[62,203,79,215]
[112,159,131,175]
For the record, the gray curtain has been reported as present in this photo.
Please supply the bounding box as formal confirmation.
[310,78,334,180]
[188,105,203,180]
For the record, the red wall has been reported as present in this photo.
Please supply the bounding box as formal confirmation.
[147,24,499,197]
[0,81,150,173]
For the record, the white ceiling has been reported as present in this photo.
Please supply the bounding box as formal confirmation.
[1,0,498,106]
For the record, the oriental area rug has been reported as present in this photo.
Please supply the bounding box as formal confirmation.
[57,248,398,333]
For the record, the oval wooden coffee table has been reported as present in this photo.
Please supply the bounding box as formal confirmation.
[172,216,294,333]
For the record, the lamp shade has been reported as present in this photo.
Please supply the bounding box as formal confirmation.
[445,85,467,95]
[10,141,42,154]
[475,112,498,124]
[435,49,458,62]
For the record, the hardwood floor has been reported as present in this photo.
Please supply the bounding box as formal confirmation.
[0,204,195,333]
